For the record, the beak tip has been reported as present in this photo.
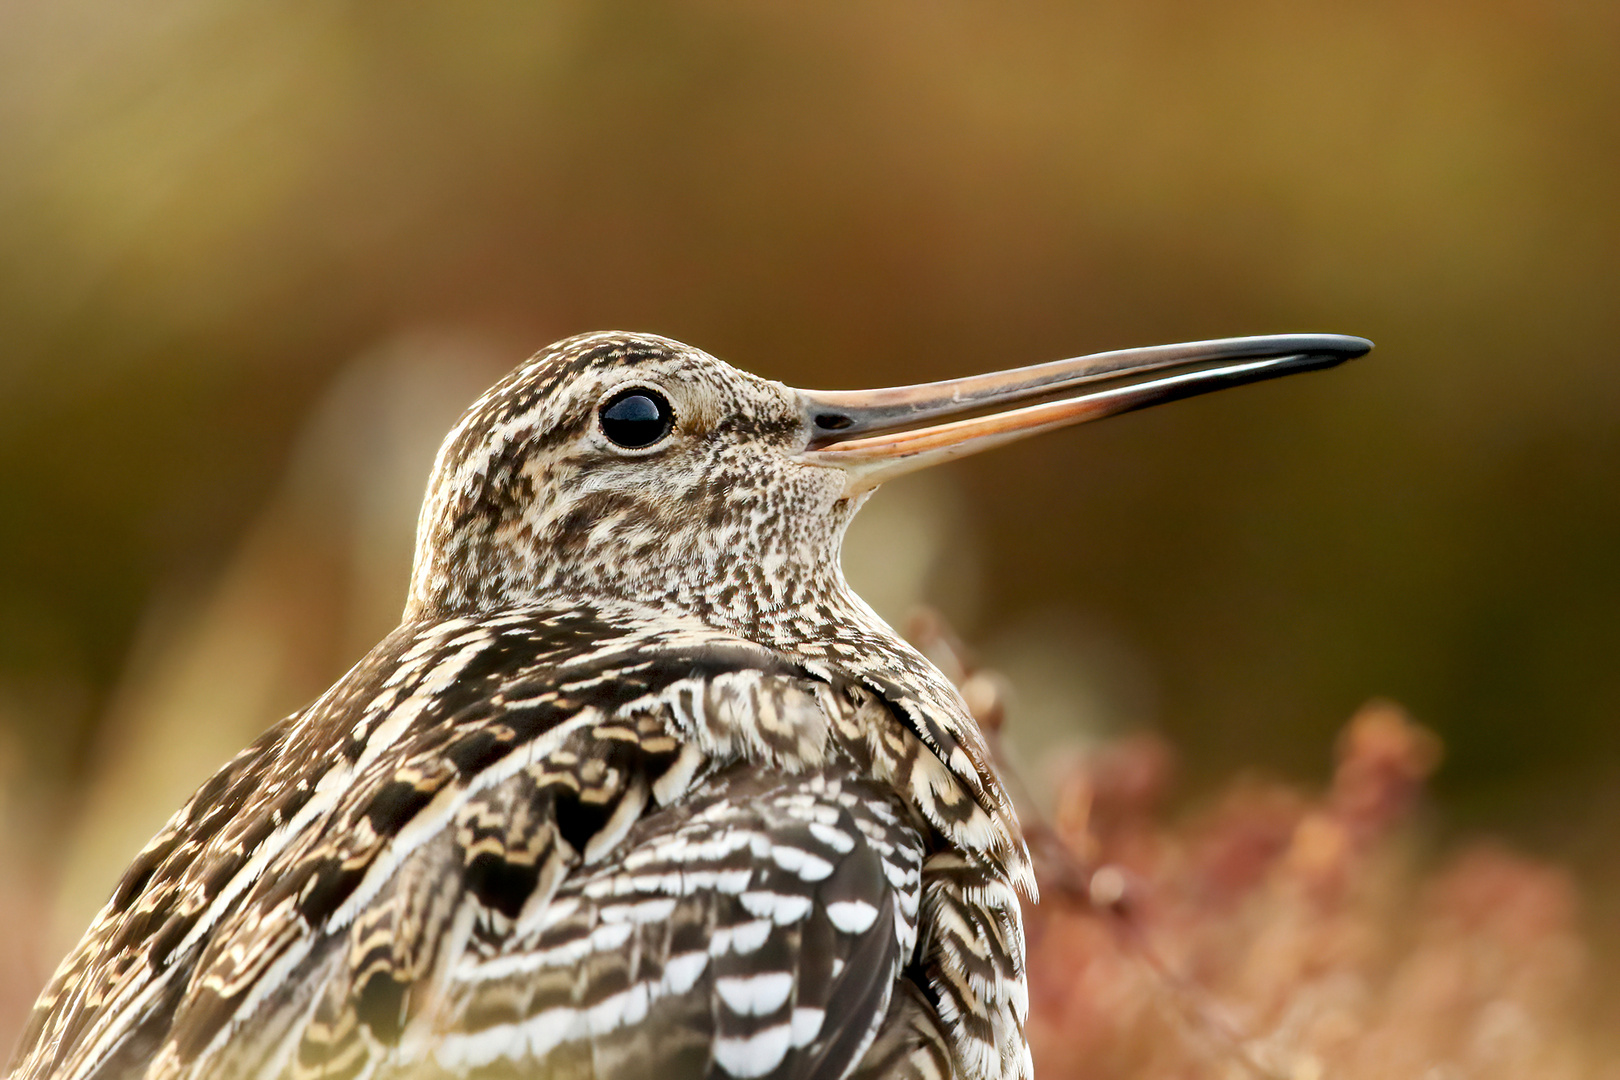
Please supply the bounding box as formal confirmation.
[1318,334,1374,362]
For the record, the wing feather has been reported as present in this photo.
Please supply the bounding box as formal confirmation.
[9,601,1004,1080]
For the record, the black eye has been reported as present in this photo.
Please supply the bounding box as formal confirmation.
[598,387,674,449]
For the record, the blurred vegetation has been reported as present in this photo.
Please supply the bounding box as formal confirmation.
[2,0,1618,1059]
[917,618,1616,1076]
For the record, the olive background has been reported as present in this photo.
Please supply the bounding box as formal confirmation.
[1,0,1617,1032]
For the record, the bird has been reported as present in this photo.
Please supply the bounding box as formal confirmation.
[8,328,1369,1080]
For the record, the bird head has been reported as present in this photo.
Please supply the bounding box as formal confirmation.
[405,329,1369,635]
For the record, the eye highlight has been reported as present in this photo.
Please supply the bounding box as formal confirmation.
[597,387,674,449]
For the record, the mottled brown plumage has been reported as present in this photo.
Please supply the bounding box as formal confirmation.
[9,329,1367,1080]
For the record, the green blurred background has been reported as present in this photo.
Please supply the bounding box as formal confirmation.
[1,0,1617,1039]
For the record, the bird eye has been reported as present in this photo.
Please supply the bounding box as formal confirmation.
[598,387,674,449]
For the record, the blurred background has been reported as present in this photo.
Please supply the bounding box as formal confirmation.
[1,0,1617,1067]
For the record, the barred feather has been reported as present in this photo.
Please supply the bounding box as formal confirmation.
[10,332,1032,1080]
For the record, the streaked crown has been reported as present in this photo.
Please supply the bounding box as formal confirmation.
[406,331,860,632]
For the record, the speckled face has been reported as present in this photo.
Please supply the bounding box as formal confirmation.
[406,331,863,628]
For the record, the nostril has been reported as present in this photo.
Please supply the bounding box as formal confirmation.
[815,414,854,431]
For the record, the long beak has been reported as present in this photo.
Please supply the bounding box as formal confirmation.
[796,333,1371,491]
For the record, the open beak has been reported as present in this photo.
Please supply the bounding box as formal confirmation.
[796,333,1371,491]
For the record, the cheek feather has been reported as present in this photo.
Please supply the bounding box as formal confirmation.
[405,337,848,636]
